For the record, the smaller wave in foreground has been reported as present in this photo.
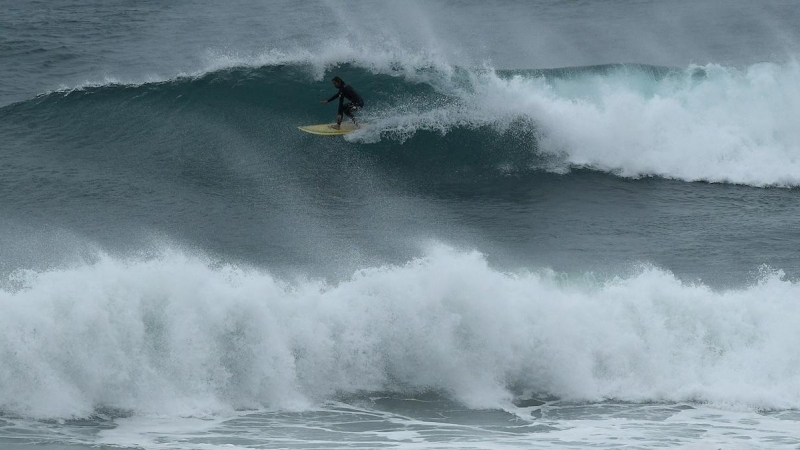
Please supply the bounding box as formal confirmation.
[1,245,799,419]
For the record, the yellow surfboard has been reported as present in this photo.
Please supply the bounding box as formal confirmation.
[298,123,362,136]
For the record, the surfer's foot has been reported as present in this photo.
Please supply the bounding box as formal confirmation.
[330,124,340,130]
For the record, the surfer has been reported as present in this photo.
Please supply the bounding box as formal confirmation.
[320,76,364,129]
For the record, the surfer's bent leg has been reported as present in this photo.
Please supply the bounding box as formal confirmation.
[343,103,361,124]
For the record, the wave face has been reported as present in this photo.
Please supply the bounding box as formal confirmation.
[2,247,800,419]
[3,60,800,187]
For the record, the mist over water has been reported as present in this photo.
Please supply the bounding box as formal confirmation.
[2,0,800,106]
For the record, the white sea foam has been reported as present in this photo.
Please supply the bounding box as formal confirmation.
[507,62,800,186]
[1,245,799,419]
[350,59,800,187]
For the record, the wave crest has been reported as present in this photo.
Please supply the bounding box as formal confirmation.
[4,57,800,187]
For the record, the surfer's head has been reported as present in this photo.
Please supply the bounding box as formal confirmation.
[331,76,344,88]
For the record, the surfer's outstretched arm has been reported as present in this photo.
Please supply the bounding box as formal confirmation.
[322,91,340,103]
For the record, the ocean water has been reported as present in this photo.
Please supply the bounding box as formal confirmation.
[2,1,800,448]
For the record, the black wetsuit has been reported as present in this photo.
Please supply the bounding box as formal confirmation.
[327,84,364,121]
